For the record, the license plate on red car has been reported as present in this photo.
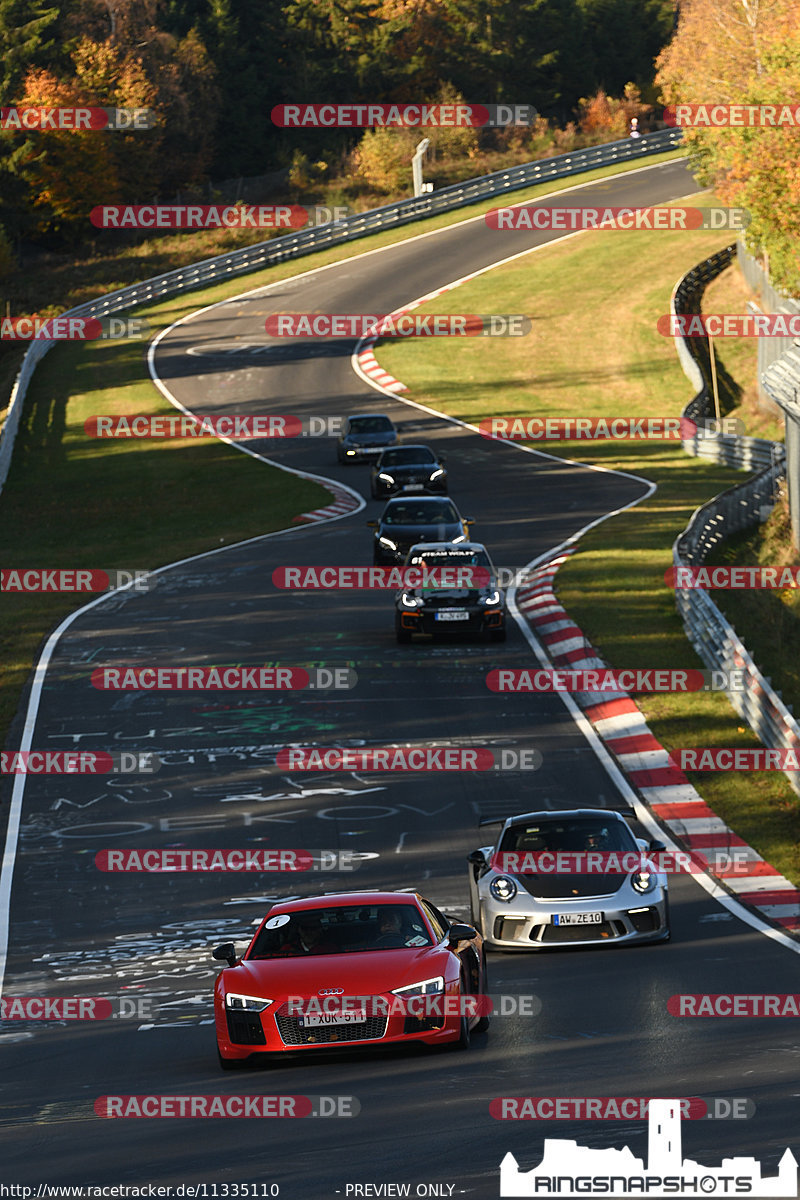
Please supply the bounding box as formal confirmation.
[553,912,603,925]
[300,1009,367,1027]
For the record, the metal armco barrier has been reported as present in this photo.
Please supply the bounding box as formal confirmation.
[670,249,798,794]
[0,128,682,494]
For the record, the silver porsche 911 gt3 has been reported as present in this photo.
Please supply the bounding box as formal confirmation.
[468,808,670,950]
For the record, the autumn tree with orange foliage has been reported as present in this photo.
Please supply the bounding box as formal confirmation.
[656,0,800,294]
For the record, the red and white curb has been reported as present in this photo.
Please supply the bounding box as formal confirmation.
[516,548,800,935]
[292,483,362,524]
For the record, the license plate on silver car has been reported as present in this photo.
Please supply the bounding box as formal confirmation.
[435,611,470,621]
[553,912,603,925]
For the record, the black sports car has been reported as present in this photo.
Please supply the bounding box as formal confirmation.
[395,542,506,642]
[336,414,398,463]
[370,445,448,499]
[368,497,473,566]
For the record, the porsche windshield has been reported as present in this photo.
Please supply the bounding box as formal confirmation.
[349,417,393,433]
[499,819,637,855]
[247,904,434,958]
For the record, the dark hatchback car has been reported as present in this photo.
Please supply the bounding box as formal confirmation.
[336,414,398,463]
[370,445,448,499]
[368,497,473,566]
[395,542,506,643]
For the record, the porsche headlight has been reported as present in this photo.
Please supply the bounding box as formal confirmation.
[429,468,445,480]
[490,875,517,902]
[631,871,656,894]
[378,536,397,550]
[400,592,423,608]
[378,472,395,483]
[225,993,273,1012]
[452,533,467,543]
[391,976,444,998]
[482,590,501,607]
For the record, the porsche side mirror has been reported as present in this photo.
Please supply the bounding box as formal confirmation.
[467,850,487,865]
[448,923,478,943]
[212,942,237,967]
[649,840,666,852]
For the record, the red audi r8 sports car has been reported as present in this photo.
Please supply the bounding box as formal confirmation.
[212,891,488,1068]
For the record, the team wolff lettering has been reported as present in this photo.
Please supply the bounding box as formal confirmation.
[84,415,300,439]
[1,751,157,774]
[91,205,307,230]
[1,568,150,592]
[667,565,800,588]
[665,103,800,127]
[265,314,529,337]
[660,313,800,337]
[271,103,536,127]
[486,206,748,231]
[0,106,155,130]
[275,747,540,771]
[273,566,491,589]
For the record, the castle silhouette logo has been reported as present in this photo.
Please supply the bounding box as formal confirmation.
[500,1099,797,1197]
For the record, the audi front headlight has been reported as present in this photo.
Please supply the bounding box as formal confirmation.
[391,976,444,998]
[225,993,273,1012]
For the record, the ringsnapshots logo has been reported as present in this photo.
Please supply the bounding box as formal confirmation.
[90,666,355,691]
[94,1095,359,1118]
[498,1098,796,1197]
[485,206,749,232]
[0,107,155,131]
[478,416,745,441]
[275,746,542,771]
[271,102,537,128]
[265,313,530,337]
[664,103,800,127]
[1,568,151,592]
[0,316,151,341]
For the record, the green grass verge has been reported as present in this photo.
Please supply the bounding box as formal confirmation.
[374,194,800,886]
[0,147,686,746]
